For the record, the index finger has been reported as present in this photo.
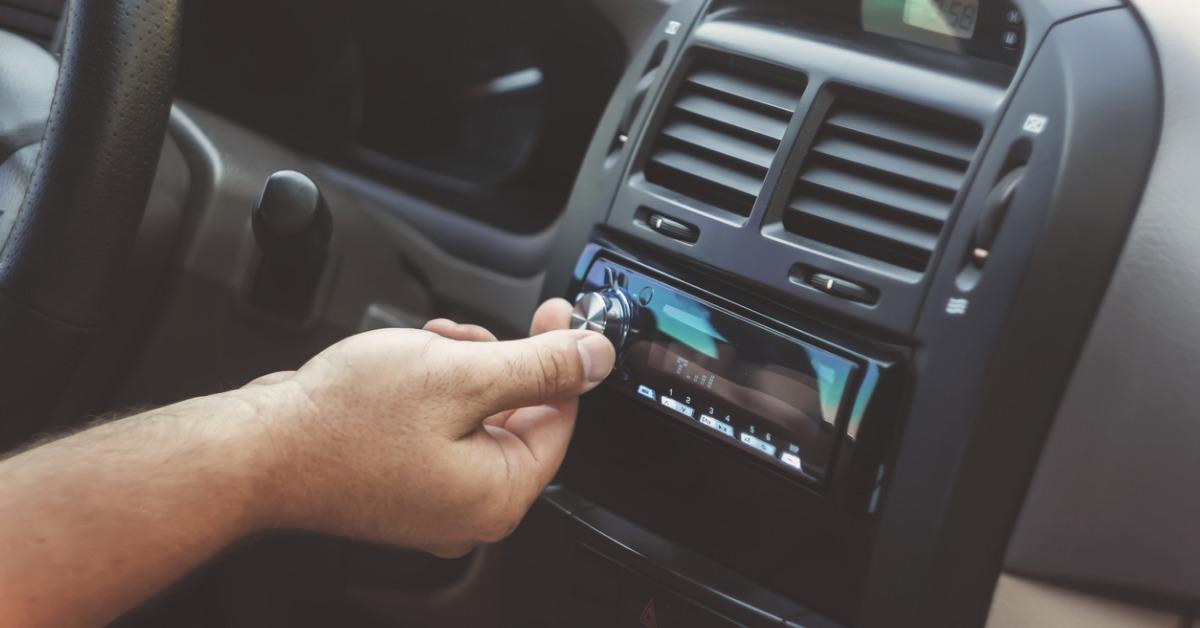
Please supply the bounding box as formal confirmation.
[530,298,573,336]
[424,319,499,343]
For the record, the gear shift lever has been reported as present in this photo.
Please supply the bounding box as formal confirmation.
[250,170,332,319]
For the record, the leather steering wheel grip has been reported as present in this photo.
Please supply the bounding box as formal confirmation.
[0,0,182,440]
[2,0,182,324]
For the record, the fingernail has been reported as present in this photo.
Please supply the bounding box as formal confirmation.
[577,333,616,386]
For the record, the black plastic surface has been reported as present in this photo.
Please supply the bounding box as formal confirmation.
[780,92,982,275]
[606,8,1012,335]
[857,8,1161,628]
[543,0,710,303]
[508,487,843,627]
[642,52,807,219]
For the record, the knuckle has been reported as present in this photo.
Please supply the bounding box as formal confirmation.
[534,346,558,397]
[533,341,576,398]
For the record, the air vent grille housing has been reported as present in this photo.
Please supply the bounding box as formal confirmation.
[0,0,64,48]
[644,56,806,217]
[783,93,981,273]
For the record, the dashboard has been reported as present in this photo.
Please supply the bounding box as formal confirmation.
[506,0,1166,626]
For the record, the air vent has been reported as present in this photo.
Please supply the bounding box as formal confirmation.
[644,56,806,217]
[0,0,64,48]
[783,94,981,273]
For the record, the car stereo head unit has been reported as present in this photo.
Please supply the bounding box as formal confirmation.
[569,245,895,490]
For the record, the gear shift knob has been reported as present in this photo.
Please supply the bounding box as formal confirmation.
[252,170,332,264]
[249,170,332,319]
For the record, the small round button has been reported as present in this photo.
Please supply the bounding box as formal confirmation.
[638,286,654,306]
[1002,29,1022,50]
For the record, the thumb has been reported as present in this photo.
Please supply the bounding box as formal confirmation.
[448,329,615,416]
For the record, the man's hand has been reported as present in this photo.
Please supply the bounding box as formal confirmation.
[252,298,614,557]
[0,298,613,627]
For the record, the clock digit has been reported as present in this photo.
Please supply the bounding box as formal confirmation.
[961,5,977,31]
[947,1,963,28]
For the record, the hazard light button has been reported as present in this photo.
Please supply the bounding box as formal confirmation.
[632,591,739,627]
[638,597,658,628]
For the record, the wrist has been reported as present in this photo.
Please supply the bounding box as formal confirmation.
[206,381,316,535]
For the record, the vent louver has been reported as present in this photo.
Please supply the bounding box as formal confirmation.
[783,95,981,273]
[644,57,805,217]
[0,0,64,48]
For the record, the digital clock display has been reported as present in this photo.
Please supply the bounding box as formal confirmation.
[902,0,980,39]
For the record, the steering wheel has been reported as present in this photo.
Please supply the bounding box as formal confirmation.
[0,0,182,444]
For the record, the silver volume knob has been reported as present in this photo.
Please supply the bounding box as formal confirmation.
[571,290,632,352]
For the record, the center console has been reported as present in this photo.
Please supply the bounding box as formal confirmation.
[503,0,1160,626]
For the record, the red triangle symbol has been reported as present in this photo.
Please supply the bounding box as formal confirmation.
[639,597,658,628]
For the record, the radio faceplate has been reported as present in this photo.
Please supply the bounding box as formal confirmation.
[572,247,892,489]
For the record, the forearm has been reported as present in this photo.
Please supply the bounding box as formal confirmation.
[0,302,610,627]
[0,386,294,628]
